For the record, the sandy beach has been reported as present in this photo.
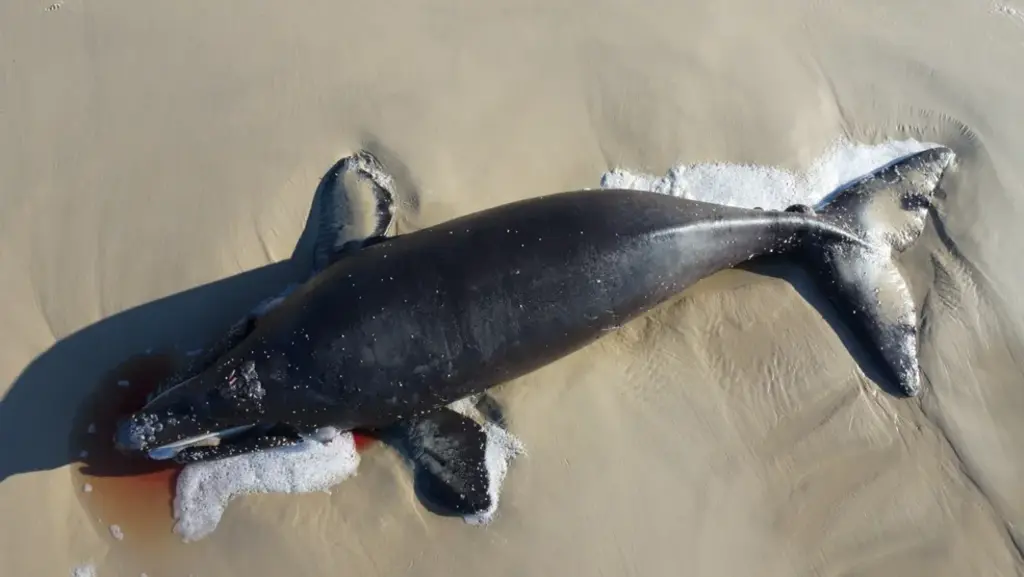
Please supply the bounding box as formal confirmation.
[2,1,1024,576]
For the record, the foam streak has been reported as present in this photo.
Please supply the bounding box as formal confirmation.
[600,138,937,208]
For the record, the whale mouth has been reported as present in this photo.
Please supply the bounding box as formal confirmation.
[147,424,260,460]
[143,421,321,463]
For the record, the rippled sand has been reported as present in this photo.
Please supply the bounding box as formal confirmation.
[2,1,1023,576]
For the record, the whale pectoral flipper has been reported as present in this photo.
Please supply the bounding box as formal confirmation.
[312,149,398,274]
[152,149,398,400]
[376,408,493,517]
[375,406,523,520]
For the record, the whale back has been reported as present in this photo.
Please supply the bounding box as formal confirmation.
[234,189,804,428]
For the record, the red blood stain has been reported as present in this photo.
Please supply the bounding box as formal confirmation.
[351,431,375,451]
[70,352,185,546]
[71,351,378,547]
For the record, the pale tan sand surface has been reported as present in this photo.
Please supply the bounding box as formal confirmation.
[2,1,1024,576]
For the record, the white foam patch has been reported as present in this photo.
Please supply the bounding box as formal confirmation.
[465,422,526,525]
[172,433,360,542]
[600,137,938,209]
[447,397,527,525]
[70,564,95,577]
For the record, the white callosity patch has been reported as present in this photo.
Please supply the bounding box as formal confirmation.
[172,433,360,542]
[600,137,937,209]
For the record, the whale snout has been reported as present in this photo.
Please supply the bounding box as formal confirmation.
[113,408,204,458]
[112,383,219,459]
[112,414,154,454]
[111,374,280,461]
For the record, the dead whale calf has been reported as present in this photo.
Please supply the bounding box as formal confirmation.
[114,146,955,518]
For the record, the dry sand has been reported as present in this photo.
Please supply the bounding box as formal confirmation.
[2,0,1024,576]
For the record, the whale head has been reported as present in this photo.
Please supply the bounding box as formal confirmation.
[112,359,308,462]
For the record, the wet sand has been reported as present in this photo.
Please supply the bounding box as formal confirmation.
[2,0,1023,575]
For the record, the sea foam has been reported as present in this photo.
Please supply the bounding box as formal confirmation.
[173,433,360,542]
[600,137,937,208]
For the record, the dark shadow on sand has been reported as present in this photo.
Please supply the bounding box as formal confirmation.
[0,175,332,485]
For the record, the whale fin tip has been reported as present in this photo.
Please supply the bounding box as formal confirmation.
[374,405,524,522]
[312,150,398,273]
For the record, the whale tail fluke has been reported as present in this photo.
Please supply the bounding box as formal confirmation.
[795,146,955,397]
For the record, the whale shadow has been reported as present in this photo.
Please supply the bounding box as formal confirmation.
[0,163,353,485]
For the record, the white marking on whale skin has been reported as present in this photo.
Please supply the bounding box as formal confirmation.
[644,213,871,252]
[148,424,257,460]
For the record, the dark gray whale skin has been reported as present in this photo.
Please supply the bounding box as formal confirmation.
[240,190,866,425]
[113,146,954,488]
[121,191,857,443]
